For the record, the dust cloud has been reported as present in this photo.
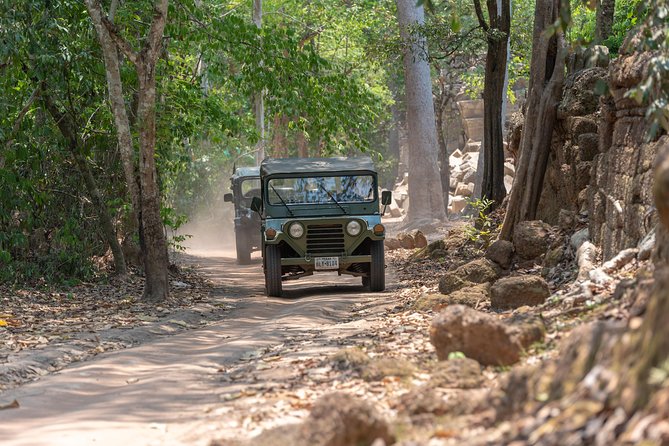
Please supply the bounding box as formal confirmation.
[171,194,237,258]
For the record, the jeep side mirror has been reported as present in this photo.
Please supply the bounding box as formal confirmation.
[223,193,233,202]
[381,190,392,206]
[250,196,262,213]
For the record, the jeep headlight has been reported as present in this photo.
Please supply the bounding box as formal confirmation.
[288,222,305,239]
[346,220,362,236]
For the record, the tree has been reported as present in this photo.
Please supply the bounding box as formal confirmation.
[396,0,447,223]
[85,0,140,237]
[252,0,265,164]
[474,0,510,206]
[500,0,568,240]
[594,0,615,44]
[86,0,171,301]
[40,87,127,275]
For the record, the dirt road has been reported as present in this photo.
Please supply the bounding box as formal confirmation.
[0,250,398,446]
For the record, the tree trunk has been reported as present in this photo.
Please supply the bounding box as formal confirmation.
[475,0,510,206]
[594,0,615,44]
[396,0,447,223]
[41,89,127,275]
[136,61,169,302]
[296,130,308,158]
[95,0,171,301]
[85,0,140,233]
[253,0,265,164]
[500,0,567,240]
[387,76,402,189]
[435,79,451,213]
[271,113,288,157]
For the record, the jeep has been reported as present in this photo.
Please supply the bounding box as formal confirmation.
[223,166,261,264]
[251,157,392,297]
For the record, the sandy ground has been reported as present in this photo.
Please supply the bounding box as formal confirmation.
[0,248,399,446]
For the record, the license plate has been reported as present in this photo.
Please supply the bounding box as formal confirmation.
[315,257,339,270]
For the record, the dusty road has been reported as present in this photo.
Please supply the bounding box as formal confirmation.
[0,250,398,446]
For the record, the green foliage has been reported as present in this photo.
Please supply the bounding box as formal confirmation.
[463,197,496,247]
[568,0,647,54]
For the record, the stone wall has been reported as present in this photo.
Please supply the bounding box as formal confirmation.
[536,67,606,223]
[534,45,668,260]
[588,50,668,259]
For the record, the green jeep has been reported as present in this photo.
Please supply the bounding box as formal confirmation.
[250,157,392,297]
[223,166,261,264]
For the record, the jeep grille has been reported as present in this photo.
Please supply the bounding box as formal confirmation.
[306,224,345,255]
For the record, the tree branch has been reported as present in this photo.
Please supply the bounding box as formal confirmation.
[143,0,169,66]
[5,84,42,149]
[473,0,489,32]
[100,15,139,65]
[299,26,324,49]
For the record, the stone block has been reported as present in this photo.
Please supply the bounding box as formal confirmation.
[457,100,484,119]
[455,182,475,197]
[578,133,599,161]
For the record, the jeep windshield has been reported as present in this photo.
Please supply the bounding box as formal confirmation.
[240,178,260,198]
[267,175,374,205]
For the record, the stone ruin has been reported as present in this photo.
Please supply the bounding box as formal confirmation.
[390,88,522,218]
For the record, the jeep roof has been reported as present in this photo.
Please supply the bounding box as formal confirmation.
[231,166,260,180]
[260,157,376,177]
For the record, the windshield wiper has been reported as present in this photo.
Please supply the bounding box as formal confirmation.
[320,184,347,215]
[270,184,294,217]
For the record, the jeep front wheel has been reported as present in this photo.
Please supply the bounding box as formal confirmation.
[369,240,385,292]
[265,244,283,297]
[235,230,251,265]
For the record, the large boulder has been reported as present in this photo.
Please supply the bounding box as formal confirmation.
[430,305,526,366]
[490,275,550,310]
[485,239,515,269]
[237,393,394,446]
[412,230,428,248]
[438,258,501,295]
[513,220,552,260]
[397,232,415,249]
[384,238,401,250]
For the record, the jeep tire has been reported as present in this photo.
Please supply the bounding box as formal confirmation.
[235,230,251,265]
[369,240,385,292]
[265,244,283,297]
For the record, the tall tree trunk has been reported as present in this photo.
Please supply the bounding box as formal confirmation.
[85,0,140,234]
[435,74,451,213]
[396,0,447,223]
[500,0,567,240]
[136,61,169,302]
[253,0,265,165]
[594,0,615,44]
[95,0,171,301]
[41,88,127,275]
[387,75,402,188]
[475,0,510,206]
